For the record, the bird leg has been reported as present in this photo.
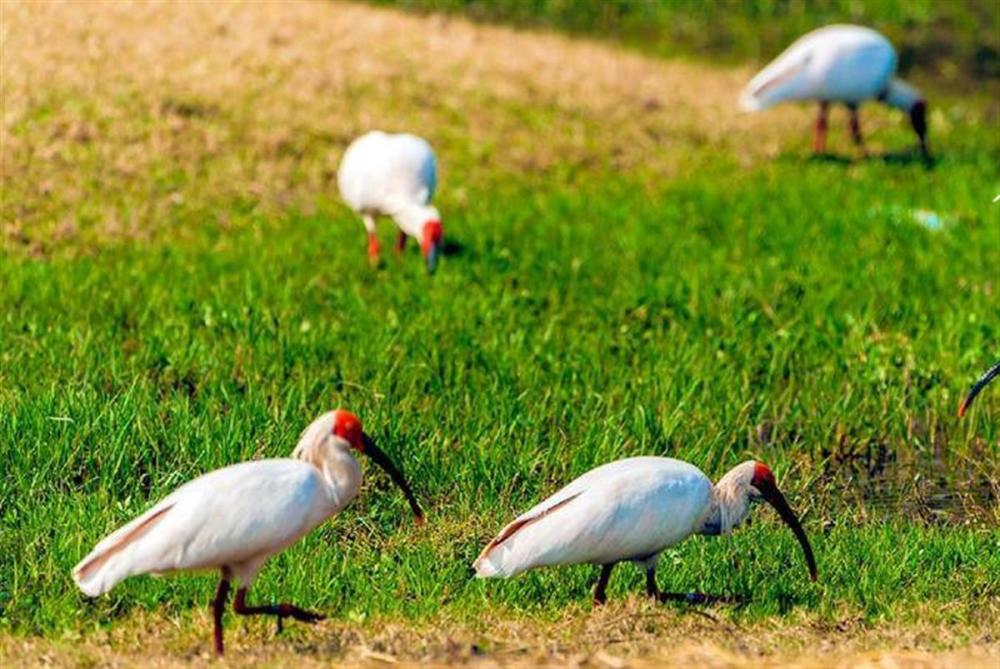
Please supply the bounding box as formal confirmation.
[395,230,408,255]
[363,214,380,266]
[593,563,616,605]
[813,102,829,154]
[211,576,231,656]
[645,567,743,605]
[847,104,867,156]
[232,588,325,635]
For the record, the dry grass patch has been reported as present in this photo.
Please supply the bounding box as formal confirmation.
[3,601,998,668]
[1,0,809,252]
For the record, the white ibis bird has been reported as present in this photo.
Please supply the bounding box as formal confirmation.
[337,131,443,273]
[473,458,816,604]
[959,359,1000,417]
[72,410,423,655]
[739,25,928,156]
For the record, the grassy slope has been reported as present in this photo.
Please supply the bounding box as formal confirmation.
[1,0,999,663]
[375,0,1000,84]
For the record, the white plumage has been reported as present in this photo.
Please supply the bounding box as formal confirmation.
[72,410,423,655]
[739,25,928,155]
[338,131,444,272]
[74,459,338,598]
[474,458,711,578]
[474,458,816,604]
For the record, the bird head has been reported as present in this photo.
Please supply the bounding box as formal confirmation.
[421,217,443,274]
[332,410,425,524]
[747,462,817,581]
[882,79,929,157]
[715,461,816,581]
[331,410,365,451]
[292,411,424,523]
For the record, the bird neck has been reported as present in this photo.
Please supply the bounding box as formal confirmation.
[698,465,755,535]
[881,78,922,112]
[393,203,435,239]
[320,449,363,508]
[294,439,362,509]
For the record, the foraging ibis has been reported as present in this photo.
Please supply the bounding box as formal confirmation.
[72,410,423,655]
[739,25,928,156]
[959,359,1000,417]
[338,131,443,272]
[473,458,816,604]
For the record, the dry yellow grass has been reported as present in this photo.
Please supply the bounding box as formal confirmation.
[3,600,998,668]
[1,0,813,252]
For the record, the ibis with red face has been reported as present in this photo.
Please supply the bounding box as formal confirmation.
[72,410,423,655]
[338,131,444,272]
[474,458,816,604]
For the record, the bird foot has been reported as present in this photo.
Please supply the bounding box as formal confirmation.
[274,606,325,633]
[655,592,745,605]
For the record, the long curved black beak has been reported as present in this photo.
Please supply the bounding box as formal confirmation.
[362,433,424,524]
[959,360,1000,417]
[758,480,818,581]
[425,243,439,274]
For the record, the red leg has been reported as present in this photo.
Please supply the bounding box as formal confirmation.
[813,101,829,154]
[395,230,408,255]
[367,233,380,266]
[232,588,324,634]
[211,576,230,656]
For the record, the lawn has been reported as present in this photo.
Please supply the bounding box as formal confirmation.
[1,1,998,667]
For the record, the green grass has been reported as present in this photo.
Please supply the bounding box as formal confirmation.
[375,0,1000,85]
[3,122,999,635]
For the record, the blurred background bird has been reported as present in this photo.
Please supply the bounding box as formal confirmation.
[338,131,444,273]
[740,25,928,157]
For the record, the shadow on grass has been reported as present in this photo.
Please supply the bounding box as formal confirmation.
[786,147,936,169]
[441,238,466,257]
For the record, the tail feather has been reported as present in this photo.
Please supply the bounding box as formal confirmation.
[73,503,175,597]
[740,59,808,112]
[472,552,504,578]
[472,492,582,579]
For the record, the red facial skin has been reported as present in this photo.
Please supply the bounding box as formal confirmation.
[752,462,776,488]
[421,220,443,257]
[333,410,364,451]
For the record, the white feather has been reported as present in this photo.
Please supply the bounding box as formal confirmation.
[473,457,713,578]
[740,25,898,111]
[337,131,439,238]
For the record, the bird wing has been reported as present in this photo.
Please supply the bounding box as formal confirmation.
[73,460,330,596]
[739,35,816,111]
[473,457,712,578]
[739,25,894,110]
[337,132,437,214]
